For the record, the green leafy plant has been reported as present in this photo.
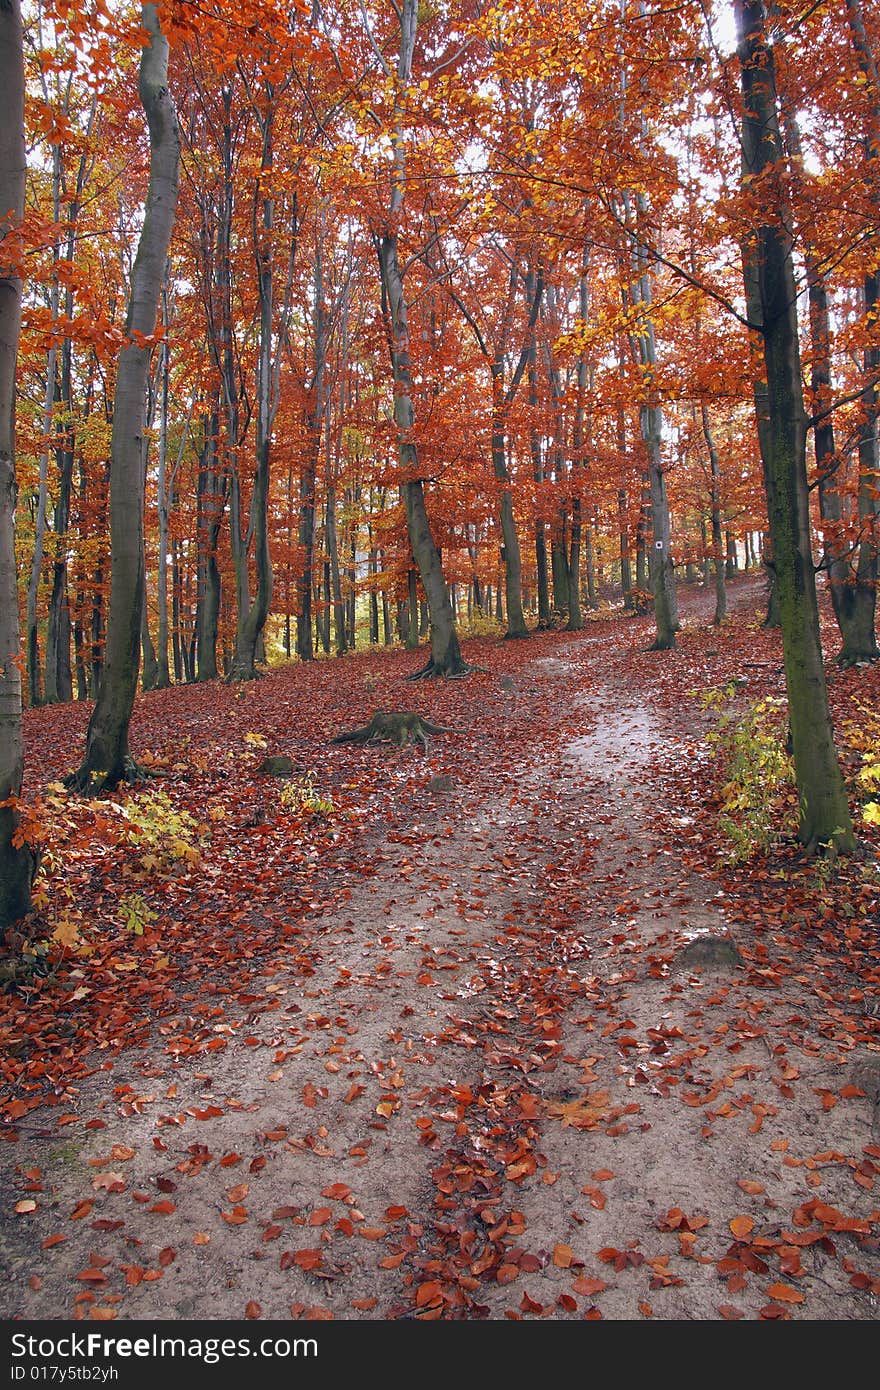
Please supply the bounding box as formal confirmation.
[280,772,336,819]
[702,687,795,861]
[460,607,503,639]
[118,893,158,936]
[118,788,203,874]
[841,702,880,827]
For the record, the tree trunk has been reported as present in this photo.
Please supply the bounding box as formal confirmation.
[701,405,727,625]
[568,250,591,631]
[495,454,528,639]
[154,286,172,686]
[618,146,677,645]
[44,336,74,704]
[840,0,880,663]
[229,88,275,681]
[736,0,853,851]
[71,3,180,788]
[296,239,327,663]
[378,230,465,676]
[326,483,346,655]
[551,529,569,617]
[195,408,225,681]
[372,0,466,678]
[26,341,54,707]
[140,583,159,691]
[0,0,34,926]
[528,352,552,628]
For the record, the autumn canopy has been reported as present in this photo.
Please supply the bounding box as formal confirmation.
[0,0,879,1329]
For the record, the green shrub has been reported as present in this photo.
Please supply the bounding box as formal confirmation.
[701,686,795,861]
[119,788,203,874]
[280,773,336,818]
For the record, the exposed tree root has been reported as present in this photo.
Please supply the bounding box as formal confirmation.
[798,828,857,859]
[225,664,264,683]
[836,650,880,669]
[64,755,152,795]
[406,658,488,680]
[331,710,458,750]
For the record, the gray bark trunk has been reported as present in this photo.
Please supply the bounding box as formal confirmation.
[700,405,727,624]
[841,0,880,662]
[621,188,678,648]
[736,0,853,851]
[296,235,327,663]
[375,0,465,677]
[0,0,34,924]
[229,90,276,680]
[782,105,868,662]
[195,407,225,681]
[72,3,180,787]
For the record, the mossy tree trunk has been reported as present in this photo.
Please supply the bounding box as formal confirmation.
[736,0,854,851]
[0,0,35,927]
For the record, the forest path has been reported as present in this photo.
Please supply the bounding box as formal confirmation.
[2,575,879,1322]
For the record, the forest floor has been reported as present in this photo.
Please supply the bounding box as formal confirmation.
[2,574,880,1323]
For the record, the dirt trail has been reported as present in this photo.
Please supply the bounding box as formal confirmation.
[2,579,879,1322]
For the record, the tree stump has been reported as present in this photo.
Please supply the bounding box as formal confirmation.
[331,711,457,750]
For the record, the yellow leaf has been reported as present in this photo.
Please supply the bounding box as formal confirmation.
[52,916,80,949]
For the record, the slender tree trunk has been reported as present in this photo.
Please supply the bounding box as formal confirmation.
[381,569,392,646]
[839,0,880,662]
[154,283,172,686]
[326,483,346,656]
[71,3,180,788]
[195,408,225,681]
[296,237,327,663]
[319,556,331,654]
[44,335,74,704]
[635,471,649,595]
[171,534,183,680]
[27,139,65,705]
[551,528,569,617]
[493,436,528,639]
[568,250,592,628]
[346,488,357,648]
[26,342,54,706]
[371,0,465,678]
[700,405,727,624]
[0,0,34,925]
[736,0,853,851]
[528,353,551,628]
[140,584,159,690]
[622,200,678,646]
[229,88,275,680]
[405,567,419,650]
[584,525,597,608]
[483,265,542,640]
[378,230,464,675]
